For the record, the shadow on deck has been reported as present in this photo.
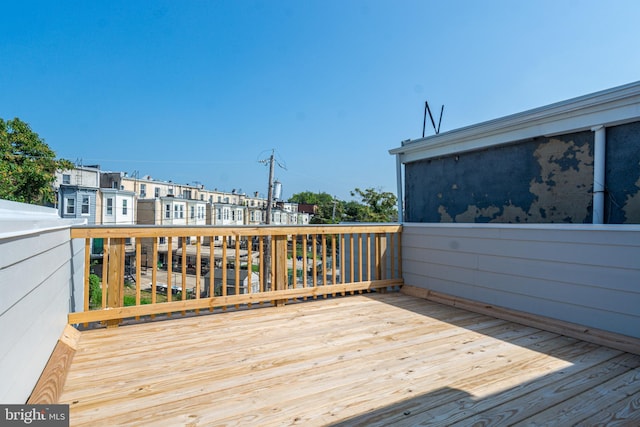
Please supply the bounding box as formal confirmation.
[58,291,640,426]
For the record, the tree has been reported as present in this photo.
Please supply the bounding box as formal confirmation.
[348,187,397,222]
[290,191,342,224]
[0,117,72,204]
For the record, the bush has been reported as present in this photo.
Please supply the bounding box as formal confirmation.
[89,274,101,307]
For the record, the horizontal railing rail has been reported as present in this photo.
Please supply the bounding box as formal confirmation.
[69,224,403,326]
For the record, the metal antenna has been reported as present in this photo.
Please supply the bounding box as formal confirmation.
[422,102,428,138]
[423,100,445,136]
[437,104,444,134]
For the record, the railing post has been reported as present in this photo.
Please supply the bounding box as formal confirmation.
[274,234,288,307]
[106,238,125,327]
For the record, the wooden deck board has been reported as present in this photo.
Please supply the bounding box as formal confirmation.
[59,292,640,426]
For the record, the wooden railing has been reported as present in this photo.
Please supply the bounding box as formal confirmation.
[68,224,402,326]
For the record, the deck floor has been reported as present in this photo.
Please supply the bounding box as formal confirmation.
[59,292,640,426]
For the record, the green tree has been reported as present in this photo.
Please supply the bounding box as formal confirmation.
[348,187,398,222]
[290,191,342,224]
[0,117,72,204]
[342,200,368,222]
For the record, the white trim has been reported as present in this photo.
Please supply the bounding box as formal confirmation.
[0,200,85,239]
[404,221,640,232]
[390,81,640,164]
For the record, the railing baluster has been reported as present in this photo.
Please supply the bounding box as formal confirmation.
[181,237,187,315]
[235,237,240,309]
[259,236,264,303]
[135,239,142,320]
[332,234,338,295]
[366,233,372,284]
[69,225,403,325]
[385,233,396,279]
[397,230,402,280]
[357,233,363,283]
[349,233,355,295]
[208,235,215,311]
[312,234,318,298]
[291,234,297,291]
[222,236,227,310]
[302,235,308,298]
[83,238,90,327]
[166,237,172,315]
[321,234,327,298]
[195,238,201,314]
[101,239,108,311]
[340,233,345,290]
[152,237,158,319]
[247,235,253,308]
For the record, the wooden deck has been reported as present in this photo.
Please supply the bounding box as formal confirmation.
[58,292,640,426]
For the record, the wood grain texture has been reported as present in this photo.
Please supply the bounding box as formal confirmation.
[401,284,640,355]
[58,293,640,426]
[28,325,80,404]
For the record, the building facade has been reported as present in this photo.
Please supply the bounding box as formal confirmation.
[54,168,312,226]
[54,165,100,224]
[391,81,640,224]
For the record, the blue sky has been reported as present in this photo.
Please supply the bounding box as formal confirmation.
[2,1,639,201]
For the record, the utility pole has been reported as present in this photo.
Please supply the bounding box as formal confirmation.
[258,149,288,294]
[265,150,275,225]
[260,150,276,291]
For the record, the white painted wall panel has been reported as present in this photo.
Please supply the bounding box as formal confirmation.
[0,200,83,403]
[402,223,640,339]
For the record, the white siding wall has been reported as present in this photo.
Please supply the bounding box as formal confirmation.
[402,223,640,339]
[0,200,85,403]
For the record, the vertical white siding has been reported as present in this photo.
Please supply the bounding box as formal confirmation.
[402,223,640,339]
[0,200,84,403]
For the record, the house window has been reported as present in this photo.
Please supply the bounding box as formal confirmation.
[217,196,222,203]
[165,204,171,219]
[223,208,229,220]
[216,208,221,221]
[65,198,75,215]
[168,187,174,196]
[106,198,113,215]
[159,237,166,244]
[190,206,195,219]
[237,210,243,221]
[155,187,160,198]
[62,174,71,185]
[174,205,184,219]
[231,210,235,221]
[122,199,128,215]
[140,184,146,198]
[81,196,90,214]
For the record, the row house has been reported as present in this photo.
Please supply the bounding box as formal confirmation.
[56,169,312,227]
[98,188,136,225]
[54,165,101,224]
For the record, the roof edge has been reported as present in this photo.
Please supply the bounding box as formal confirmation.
[390,80,640,163]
